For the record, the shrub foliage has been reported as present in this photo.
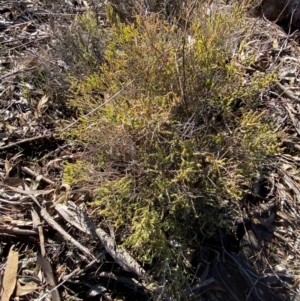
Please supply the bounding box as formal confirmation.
[62,1,279,295]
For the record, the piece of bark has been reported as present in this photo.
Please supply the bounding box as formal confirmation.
[95,227,147,280]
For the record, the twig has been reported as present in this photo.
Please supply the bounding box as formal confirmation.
[95,227,147,280]
[31,209,46,256]
[3,184,43,207]
[0,36,49,54]
[82,251,106,273]
[276,82,300,102]
[55,202,146,279]
[21,166,55,186]
[0,197,31,205]
[0,226,37,236]
[99,272,147,293]
[218,229,261,301]
[60,80,135,132]
[0,134,55,151]
[273,232,300,256]
[222,247,262,301]
[3,184,53,197]
[40,207,95,261]
[0,66,38,81]
[181,278,215,298]
[36,267,80,301]
[284,103,300,136]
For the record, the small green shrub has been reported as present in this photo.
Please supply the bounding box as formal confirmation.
[63,161,91,186]
[61,1,280,297]
[56,10,104,76]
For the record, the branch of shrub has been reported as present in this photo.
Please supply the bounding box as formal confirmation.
[60,79,135,132]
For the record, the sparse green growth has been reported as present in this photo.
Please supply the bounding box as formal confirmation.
[63,161,91,186]
[62,1,280,297]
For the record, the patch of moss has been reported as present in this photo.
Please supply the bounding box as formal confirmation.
[63,160,91,186]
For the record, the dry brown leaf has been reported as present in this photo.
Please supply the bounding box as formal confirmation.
[2,246,19,301]
[0,120,17,134]
[37,254,61,301]
[273,39,279,49]
[15,281,39,296]
[26,57,39,68]
[4,158,12,177]
[281,163,292,171]
[35,95,49,118]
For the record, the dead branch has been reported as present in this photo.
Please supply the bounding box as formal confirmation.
[55,202,147,280]
[276,82,300,102]
[0,66,38,81]
[99,271,147,293]
[21,166,55,186]
[40,207,95,261]
[31,209,46,257]
[0,226,37,236]
[0,134,56,151]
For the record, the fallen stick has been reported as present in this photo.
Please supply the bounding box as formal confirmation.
[276,82,300,102]
[55,203,146,280]
[21,166,55,186]
[0,66,38,81]
[56,202,177,300]
[55,202,146,279]
[32,209,46,256]
[0,226,37,236]
[0,134,55,151]
[40,207,95,261]
[99,272,147,293]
